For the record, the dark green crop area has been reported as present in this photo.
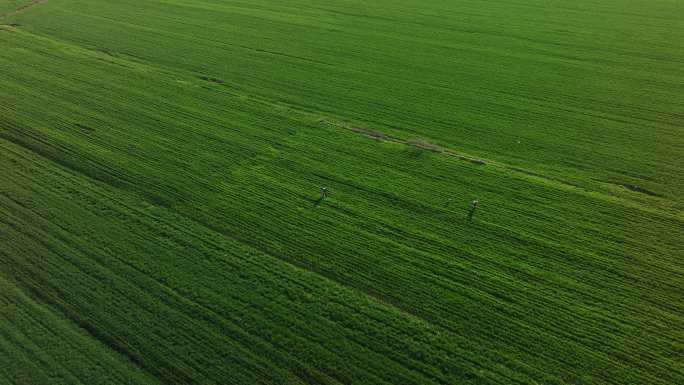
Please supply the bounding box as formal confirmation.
[0,0,682,384]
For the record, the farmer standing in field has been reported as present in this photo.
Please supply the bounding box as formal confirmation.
[320,187,329,199]
[468,199,479,221]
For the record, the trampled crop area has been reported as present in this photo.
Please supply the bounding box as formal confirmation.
[0,0,682,384]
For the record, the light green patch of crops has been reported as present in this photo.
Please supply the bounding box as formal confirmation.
[0,0,34,16]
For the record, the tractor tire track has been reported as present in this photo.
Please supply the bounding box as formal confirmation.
[0,0,48,20]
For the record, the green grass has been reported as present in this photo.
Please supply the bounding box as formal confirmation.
[0,0,682,384]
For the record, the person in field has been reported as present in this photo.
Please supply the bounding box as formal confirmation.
[320,187,329,199]
[468,199,479,221]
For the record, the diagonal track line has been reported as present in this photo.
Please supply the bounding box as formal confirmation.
[1,0,49,20]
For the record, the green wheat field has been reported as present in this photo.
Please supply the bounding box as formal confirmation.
[1,0,682,384]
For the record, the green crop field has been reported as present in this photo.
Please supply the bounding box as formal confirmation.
[0,0,682,384]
